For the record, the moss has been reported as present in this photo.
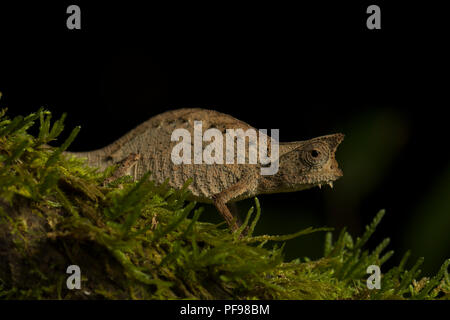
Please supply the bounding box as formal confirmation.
[0,106,448,300]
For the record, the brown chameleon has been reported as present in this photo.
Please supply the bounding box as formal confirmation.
[68,108,344,231]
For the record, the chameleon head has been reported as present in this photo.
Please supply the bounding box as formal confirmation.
[268,133,344,192]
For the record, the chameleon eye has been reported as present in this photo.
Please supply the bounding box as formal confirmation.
[301,142,329,167]
[310,149,319,158]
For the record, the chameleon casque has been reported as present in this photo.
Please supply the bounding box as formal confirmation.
[68,108,344,231]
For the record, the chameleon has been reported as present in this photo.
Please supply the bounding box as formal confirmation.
[68,108,344,231]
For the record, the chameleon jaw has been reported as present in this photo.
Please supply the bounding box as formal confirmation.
[317,181,334,189]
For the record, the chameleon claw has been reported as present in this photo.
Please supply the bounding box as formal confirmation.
[328,182,333,188]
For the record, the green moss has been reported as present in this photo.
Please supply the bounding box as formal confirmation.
[0,107,448,300]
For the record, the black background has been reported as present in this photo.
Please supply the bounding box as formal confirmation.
[0,2,448,275]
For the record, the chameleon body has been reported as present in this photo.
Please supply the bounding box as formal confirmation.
[69,108,344,231]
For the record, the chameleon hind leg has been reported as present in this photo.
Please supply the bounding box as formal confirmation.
[212,177,251,233]
[103,153,141,185]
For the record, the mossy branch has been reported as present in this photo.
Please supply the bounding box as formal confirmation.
[0,108,448,300]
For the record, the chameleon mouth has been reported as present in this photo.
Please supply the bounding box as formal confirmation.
[314,173,342,189]
[317,181,335,189]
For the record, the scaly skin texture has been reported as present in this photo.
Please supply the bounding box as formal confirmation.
[68,108,344,231]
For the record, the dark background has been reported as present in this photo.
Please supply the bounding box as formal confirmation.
[0,2,448,275]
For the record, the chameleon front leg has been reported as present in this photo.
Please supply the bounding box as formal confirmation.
[212,177,252,233]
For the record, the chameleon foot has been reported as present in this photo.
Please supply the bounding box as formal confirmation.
[212,195,241,232]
